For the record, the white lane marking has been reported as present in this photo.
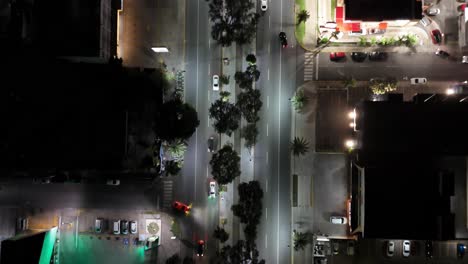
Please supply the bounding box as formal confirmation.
[266,207,268,220]
[265,234,268,249]
[277,1,283,260]
[194,0,200,203]
[267,68,270,80]
[266,178,268,192]
[207,116,210,127]
[269,15,271,28]
[208,63,210,75]
[266,151,269,164]
[206,166,209,178]
[267,95,270,109]
[208,38,211,48]
[266,123,269,137]
[315,55,319,80]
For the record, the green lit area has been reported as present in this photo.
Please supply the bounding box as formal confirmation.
[39,227,57,264]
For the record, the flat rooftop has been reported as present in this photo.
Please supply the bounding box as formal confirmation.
[344,0,423,21]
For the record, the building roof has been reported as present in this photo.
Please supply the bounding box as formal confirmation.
[344,0,423,21]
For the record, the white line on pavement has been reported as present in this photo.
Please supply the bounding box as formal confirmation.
[267,95,270,109]
[194,0,200,203]
[269,15,271,28]
[266,207,268,220]
[315,55,319,80]
[207,116,210,127]
[267,68,270,80]
[266,178,268,192]
[266,151,269,164]
[208,63,210,75]
[206,166,209,178]
[265,234,268,248]
[277,0,283,260]
[266,123,269,137]
[208,38,211,48]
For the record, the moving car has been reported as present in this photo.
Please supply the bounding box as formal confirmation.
[351,52,367,62]
[330,52,346,62]
[209,181,216,198]
[113,220,121,235]
[121,220,129,235]
[107,179,120,186]
[130,221,137,234]
[330,216,347,224]
[446,82,468,95]
[462,55,468,64]
[279,32,288,48]
[260,0,267,11]
[431,29,443,44]
[425,240,433,259]
[173,201,191,214]
[435,49,450,58]
[212,75,219,91]
[208,136,216,152]
[403,240,411,257]
[197,240,205,256]
[458,243,466,258]
[410,77,427,85]
[386,241,395,257]
[427,7,440,16]
[95,218,103,233]
[369,52,388,61]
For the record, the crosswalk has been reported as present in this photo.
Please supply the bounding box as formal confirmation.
[162,180,173,209]
[304,51,316,81]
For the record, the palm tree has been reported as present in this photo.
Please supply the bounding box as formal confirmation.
[297,10,310,25]
[293,231,310,251]
[291,89,308,112]
[291,137,310,156]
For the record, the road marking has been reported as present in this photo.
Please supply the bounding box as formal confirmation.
[266,207,268,220]
[278,1,283,260]
[208,38,211,48]
[265,234,268,248]
[267,68,270,80]
[266,178,268,192]
[269,15,271,28]
[266,151,269,164]
[315,55,319,80]
[194,0,200,204]
[266,123,269,136]
[208,63,210,75]
[207,116,210,127]
[267,95,270,109]
[206,166,209,178]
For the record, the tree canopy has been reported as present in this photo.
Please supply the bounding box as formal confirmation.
[237,88,262,123]
[209,99,241,136]
[291,137,310,156]
[241,123,258,149]
[210,145,241,185]
[231,181,263,242]
[154,99,200,142]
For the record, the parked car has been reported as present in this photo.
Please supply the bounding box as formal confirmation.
[410,77,427,84]
[121,220,129,235]
[106,179,120,186]
[95,218,103,233]
[330,52,346,62]
[130,221,137,234]
[212,75,219,91]
[462,55,468,64]
[351,52,367,62]
[420,16,432,27]
[347,241,355,256]
[403,240,411,257]
[197,240,205,256]
[435,49,450,58]
[387,241,395,257]
[208,136,216,152]
[113,220,121,234]
[209,181,216,198]
[260,0,267,11]
[279,32,288,48]
[458,243,466,258]
[431,29,443,44]
[425,240,433,258]
[368,52,388,61]
[427,7,440,16]
[330,216,347,224]
[173,201,191,214]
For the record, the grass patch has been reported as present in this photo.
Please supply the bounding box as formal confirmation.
[295,0,306,44]
[331,0,336,19]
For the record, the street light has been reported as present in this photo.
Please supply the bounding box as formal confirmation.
[345,139,356,149]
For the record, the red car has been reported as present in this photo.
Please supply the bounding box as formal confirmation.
[330,52,346,61]
[172,201,191,214]
[431,29,443,45]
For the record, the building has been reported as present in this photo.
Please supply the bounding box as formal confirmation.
[350,95,468,240]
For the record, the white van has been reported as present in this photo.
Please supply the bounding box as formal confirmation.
[113,220,121,234]
[330,216,347,224]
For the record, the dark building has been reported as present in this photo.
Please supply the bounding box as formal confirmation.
[350,95,468,240]
[344,0,423,21]
[1,228,57,264]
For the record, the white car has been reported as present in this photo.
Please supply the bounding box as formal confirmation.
[410,77,427,85]
[387,241,395,257]
[330,216,347,224]
[130,221,137,234]
[212,75,219,91]
[427,7,440,16]
[403,240,411,257]
[209,181,216,198]
[462,56,468,64]
[107,179,120,186]
[261,0,267,11]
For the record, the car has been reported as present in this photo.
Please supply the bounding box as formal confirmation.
[462,56,468,64]
[435,49,450,58]
[208,136,216,152]
[458,243,466,258]
[333,242,339,255]
[172,201,191,214]
[279,32,288,48]
[212,75,219,91]
[113,220,121,234]
[106,179,120,186]
[351,52,367,62]
[447,82,468,94]
[260,0,267,11]
[347,241,355,256]
[16,218,28,231]
[420,16,432,27]
[209,181,216,198]
[431,29,443,44]
[33,177,52,184]
[95,218,103,233]
[410,77,427,85]
[368,52,388,61]
[330,216,347,224]
[425,240,433,258]
[121,220,129,235]
[403,240,411,257]
[386,241,395,257]
[330,52,346,62]
[197,240,205,256]
[130,221,137,234]
[427,7,440,16]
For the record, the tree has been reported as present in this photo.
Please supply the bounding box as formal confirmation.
[209,99,241,136]
[220,74,230,85]
[291,89,308,112]
[343,78,357,88]
[237,88,262,123]
[213,226,229,243]
[166,139,187,160]
[165,160,182,176]
[241,123,258,149]
[154,99,200,141]
[297,10,310,25]
[291,137,309,156]
[293,231,310,251]
[166,254,181,264]
[235,65,261,90]
[210,145,241,184]
[369,77,397,95]
[216,240,265,264]
[246,54,257,65]
[231,181,263,242]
